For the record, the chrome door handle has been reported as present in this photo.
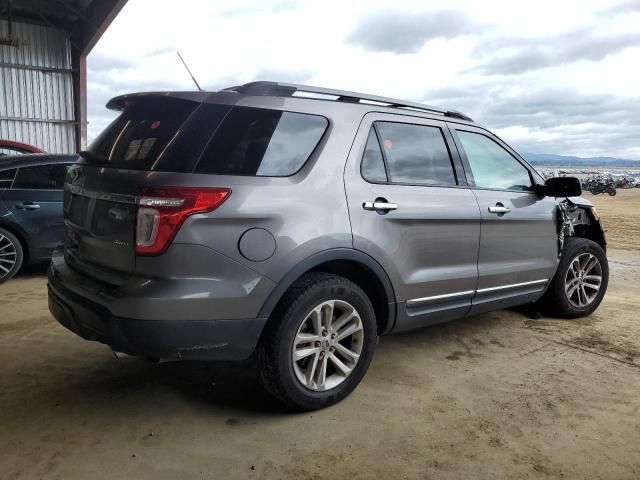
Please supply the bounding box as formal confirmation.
[16,202,41,210]
[363,201,398,212]
[488,205,510,214]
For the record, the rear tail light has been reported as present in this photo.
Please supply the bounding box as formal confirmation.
[135,186,231,255]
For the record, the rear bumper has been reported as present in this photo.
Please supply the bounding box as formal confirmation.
[47,254,269,360]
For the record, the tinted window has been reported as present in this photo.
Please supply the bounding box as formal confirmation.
[13,164,68,190]
[195,107,327,176]
[457,131,531,191]
[375,122,456,186]
[361,129,387,182]
[0,168,16,188]
[88,97,204,171]
[157,103,232,173]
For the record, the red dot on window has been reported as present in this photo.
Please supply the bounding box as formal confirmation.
[151,120,161,129]
[384,139,393,149]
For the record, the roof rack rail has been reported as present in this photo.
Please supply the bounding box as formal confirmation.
[222,81,473,122]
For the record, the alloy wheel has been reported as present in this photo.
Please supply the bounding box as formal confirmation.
[564,253,602,308]
[0,233,18,280]
[291,300,364,391]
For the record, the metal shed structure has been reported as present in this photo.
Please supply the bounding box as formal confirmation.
[0,0,127,154]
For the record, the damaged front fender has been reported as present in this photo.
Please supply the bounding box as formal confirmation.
[557,197,606,255]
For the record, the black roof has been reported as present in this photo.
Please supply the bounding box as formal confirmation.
[0,154,77,170]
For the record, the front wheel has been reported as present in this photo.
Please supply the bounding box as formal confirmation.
[540,237,608,318]
[607,188,617,196]
[257,272,377,411]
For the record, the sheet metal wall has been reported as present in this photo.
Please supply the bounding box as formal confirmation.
[0,19,76,154]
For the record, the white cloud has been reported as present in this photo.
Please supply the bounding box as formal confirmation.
[88,0,640,158]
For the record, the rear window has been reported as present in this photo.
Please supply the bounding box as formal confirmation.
[87,97,206,171]
[88,99,327,176]
[195,107,328,176]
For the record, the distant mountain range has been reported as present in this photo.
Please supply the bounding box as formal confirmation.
[523,152,640,167]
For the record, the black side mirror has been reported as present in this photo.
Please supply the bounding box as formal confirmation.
[535,176,582,197]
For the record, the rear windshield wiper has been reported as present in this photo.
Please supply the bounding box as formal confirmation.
[79,150,111,165]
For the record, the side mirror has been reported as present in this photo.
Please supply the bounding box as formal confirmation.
[535,176,582,197]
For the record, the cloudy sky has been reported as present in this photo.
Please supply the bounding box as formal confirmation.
[88,0,640,159]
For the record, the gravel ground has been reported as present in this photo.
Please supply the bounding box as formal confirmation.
[1,190,639,480]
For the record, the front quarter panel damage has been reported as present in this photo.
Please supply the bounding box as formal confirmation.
[557,198,606,255]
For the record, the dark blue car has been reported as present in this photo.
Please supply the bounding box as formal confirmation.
[0,154,76,283]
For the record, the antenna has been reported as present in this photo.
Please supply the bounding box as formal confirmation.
[176,51,203,91]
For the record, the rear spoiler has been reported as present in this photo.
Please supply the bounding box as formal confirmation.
[106,91,212,111]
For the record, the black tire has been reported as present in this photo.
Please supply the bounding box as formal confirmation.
[541,237,608,318]
[256,272,377,411]
[607,188,617,196]
[0,227,24,284]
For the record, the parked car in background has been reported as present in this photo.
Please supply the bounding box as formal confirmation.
[0,140,45,157]
[0,154,76,283]
[48,82,608,410]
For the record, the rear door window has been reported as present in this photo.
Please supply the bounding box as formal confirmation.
[361,129,388,182]
[0,169,16,188]
[13,164,69,190]
[195,107,328,176]
[367,122,457,186]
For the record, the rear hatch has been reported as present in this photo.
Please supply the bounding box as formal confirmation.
[63,91,329,281]
[63,93,229,279]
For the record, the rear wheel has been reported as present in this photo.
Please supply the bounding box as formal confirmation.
[541,237,608,318]
[0,228,23,284]
[257,272,377,411]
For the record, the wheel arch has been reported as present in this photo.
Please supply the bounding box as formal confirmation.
[257,248,397,335]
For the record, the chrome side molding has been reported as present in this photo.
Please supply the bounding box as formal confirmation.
[406,290,475,308]
[407,279,549,307]
[475,279,548,294]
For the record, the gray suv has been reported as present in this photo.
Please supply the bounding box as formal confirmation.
[48,81,608,410]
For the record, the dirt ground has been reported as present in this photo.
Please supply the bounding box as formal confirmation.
[1,190,639,480]
[588,189,640,252]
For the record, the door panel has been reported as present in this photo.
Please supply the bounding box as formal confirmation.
[449,125,559,314]
[344,113,481,332]
[0,163,68,261]
[471,189,558,312]
[1,189,64,261]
